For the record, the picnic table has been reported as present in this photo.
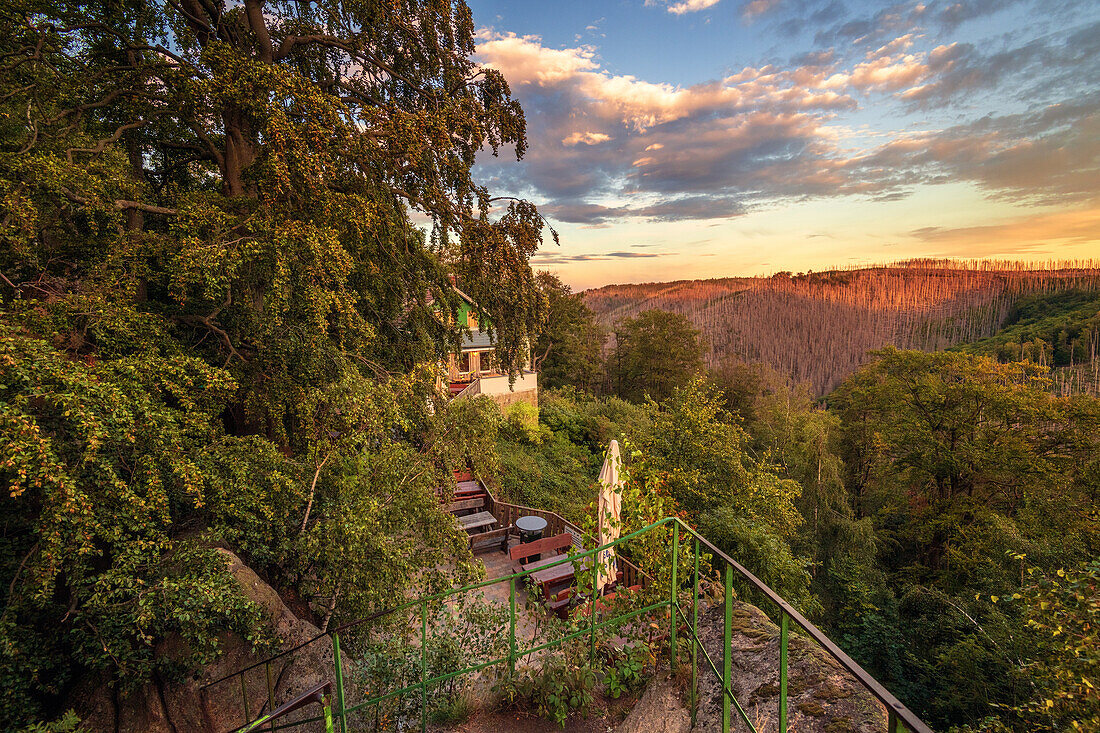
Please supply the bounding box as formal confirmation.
[529,555,591,588]
[458,511,498,533]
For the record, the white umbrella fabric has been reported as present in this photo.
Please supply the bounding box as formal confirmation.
[596,440,624,592]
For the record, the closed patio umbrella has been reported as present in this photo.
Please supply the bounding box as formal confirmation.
[596,440,623,593]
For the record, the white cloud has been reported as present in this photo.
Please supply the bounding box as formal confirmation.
[563,131,612,146]
[668,0,722,14]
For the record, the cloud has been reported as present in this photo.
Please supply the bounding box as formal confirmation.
[474,14,1100,226]
[563,131,612,146]
[666,0,723,15]
[531,250,667,265]
[907,201,1100,256]
[543,196,746,224]
[742,0,783,20]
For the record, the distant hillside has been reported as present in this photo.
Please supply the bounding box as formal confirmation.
[955,289,1100,396]
[583,261,1100,395]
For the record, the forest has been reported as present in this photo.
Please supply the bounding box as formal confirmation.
[526,273,1100,731]
[0,0,1097,731]
[584,261,1100,395]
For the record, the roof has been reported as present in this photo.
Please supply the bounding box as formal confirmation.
[461,329,495,351]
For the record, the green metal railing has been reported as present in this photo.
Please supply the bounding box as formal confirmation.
[204,516,933,733]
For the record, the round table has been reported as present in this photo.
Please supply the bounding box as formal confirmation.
[516,515,548,545]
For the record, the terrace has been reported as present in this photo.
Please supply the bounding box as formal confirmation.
[205,473,933,733]
[444,473,646,618]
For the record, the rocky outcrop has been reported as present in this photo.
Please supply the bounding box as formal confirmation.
[690,601,887,733]
[72,550,344,733]
[617,673,692,733]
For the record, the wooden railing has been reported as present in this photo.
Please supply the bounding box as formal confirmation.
[478,478,647,589]
[453,378,481,398]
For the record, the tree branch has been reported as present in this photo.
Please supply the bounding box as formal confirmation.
[299,451,332,534]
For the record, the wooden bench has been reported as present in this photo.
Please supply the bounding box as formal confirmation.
[445,496,485,514]
[509,533,574,574]
[469,525,513,554]
[454,480,483,497]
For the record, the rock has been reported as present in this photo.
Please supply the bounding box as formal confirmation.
[617,673,692,733]
[71,549,346,733]
[689,601,886,733]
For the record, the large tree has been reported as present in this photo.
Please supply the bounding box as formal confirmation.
[532,271,606,393]
[0,0,549,723]
[828,348,1100,726]
[0,0,549,442]
[610,309,703,403]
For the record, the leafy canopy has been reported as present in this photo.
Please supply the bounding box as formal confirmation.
[0,0,551,724]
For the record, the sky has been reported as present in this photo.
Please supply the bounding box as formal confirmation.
[464,0,1100,290]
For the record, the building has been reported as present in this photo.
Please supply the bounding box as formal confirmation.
[445,287,538,410]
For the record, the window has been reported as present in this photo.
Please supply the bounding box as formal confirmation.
[480,350,496,374]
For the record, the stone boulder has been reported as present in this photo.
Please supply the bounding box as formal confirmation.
[617,672,692,733]
[690,601,887,733]
[72,549,345,733]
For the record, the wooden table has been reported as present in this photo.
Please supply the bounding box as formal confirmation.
[458,511,498,533]
[529,556,590,587]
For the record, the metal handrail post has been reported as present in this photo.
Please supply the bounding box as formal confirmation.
[241,673,251,725]
[321,691,334,730]
[589,552,598,662]
[265,662,276,732]
[323,693,335,733]
[670,523,679,671]
[421,599,428,733]
[691,536,699,726]
[331,633,347,733]
[722,563,732,733]
[508,577,517,678]
[779,611,788,733]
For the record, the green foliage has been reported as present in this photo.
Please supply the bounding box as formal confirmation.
[499,592,659,729]
[505,401,542,442]
[0,0,550,722]
[1008,561,1100,731]
[958,289,1100,369]
[504,655,599,727]
[603,643,650,699]
[293,441,476,631]
[534,272,608,393]
[0,324,274,723]
[353,594,509,731]
[637,379,802,537]
[696,511,819,617]
[610,310,704,403]
[494,389,650,523]
[825,348,1100,729]
[19,710,80,733]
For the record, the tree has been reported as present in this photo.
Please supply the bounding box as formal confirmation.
[533,272,607,393]
[831,348,1098,586]
[637,379,801,533]
[0,0,549,443]
[0,0,549,722]
[827,349,1100,728]
[610,310,703,403]
[1011,561,1100,731]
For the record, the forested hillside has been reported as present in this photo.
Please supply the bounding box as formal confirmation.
[584,261,1100,395]
[524,268,1100,732]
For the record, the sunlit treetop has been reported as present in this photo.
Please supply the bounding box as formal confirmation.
[0,0,551,443]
